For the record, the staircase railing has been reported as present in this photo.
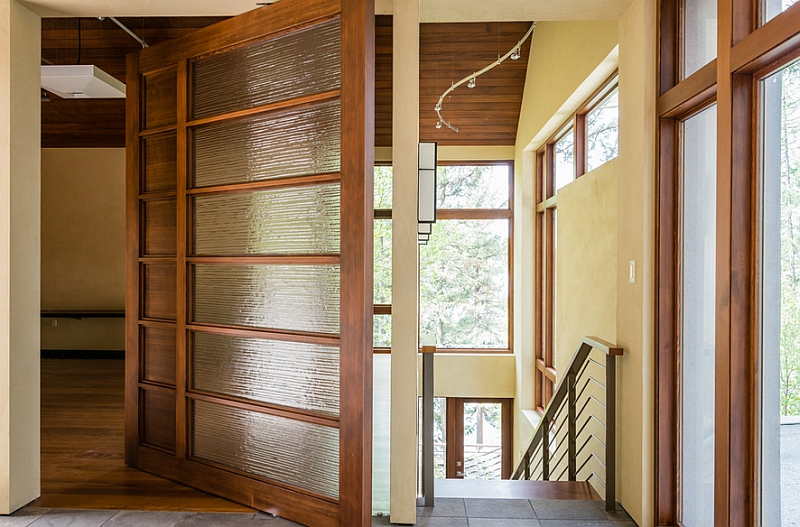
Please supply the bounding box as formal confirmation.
[512,336,623,511]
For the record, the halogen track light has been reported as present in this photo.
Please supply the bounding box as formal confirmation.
[467,76,476,88]
[511,46,521,60]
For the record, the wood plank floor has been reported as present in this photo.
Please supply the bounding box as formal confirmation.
[434,478,601,500]
[33,359,254,512]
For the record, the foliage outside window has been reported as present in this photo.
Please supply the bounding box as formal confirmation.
[419,164,512,350]
[554,129,575,192]
[374,166,392,350]
[587,87,619,172]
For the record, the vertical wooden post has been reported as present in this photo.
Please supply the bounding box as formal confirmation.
[421,345,435,508]
[567,368,577,481]
[605,355,617,511]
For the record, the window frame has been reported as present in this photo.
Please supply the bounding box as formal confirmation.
[656,1,800,525]
[419,160,515,354]
[534,73,619,413]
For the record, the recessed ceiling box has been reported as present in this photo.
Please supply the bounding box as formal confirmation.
[41,65,126,99]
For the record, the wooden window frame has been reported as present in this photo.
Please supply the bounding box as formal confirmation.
[418,160,515,354]
[656,1,800,526]
[534,73,619,413]
[443,397,514,480]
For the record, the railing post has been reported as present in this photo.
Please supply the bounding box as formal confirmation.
[605,354,617,511]
[567,368,577,480]
[542,424,550,480]
[523,452,530,480]
[421,344,435,508]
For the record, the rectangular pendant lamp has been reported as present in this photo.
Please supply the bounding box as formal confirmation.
[41,65,126,99]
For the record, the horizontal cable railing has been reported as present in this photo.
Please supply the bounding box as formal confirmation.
[512,336,623,511]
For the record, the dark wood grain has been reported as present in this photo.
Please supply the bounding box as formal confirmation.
[142,325,177,386]
[35,359,254,512]
[142,263,177,321]
[142,133,177,193]
[142,388,176,452]
[142,199,177,256]
[144,68,177,129]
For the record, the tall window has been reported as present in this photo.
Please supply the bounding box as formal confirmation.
[534,77,618,412]
[373,165,392,350]
[657,0,800,524]
[419,163,513,351]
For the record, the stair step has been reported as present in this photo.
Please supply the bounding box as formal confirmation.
[434,478,601,501]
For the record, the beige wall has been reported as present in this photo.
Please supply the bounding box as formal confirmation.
[0,0,41,513]
[40,148,125,350]
[616,0,657,523]
[555,159,618,373]
[512,18,619,478]
[418,354,516,398]
[512,6,657,526]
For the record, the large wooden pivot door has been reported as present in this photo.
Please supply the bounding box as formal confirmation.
[125,1,374,525]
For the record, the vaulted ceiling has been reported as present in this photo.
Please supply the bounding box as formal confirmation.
[41,16,532,148]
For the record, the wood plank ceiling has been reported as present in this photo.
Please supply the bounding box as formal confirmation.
[42,16,531,148]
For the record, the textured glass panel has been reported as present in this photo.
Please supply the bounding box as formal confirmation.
[436,165,510,209]
[193,101,341,188]
[193,264,340,334]
[194,184,340,256]
[193,20,341,119]
[679,105,716,527]
[192,332,339,417]
[192,399,339,498]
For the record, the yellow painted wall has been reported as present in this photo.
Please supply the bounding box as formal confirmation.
[417,354,516,398]
[512,18,619,483]
[40,148,126,350]
[555,159,618,373]
[616,0,657,523]
[0,0,41,513]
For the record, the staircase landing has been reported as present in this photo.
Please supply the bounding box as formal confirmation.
[434,478,601,500]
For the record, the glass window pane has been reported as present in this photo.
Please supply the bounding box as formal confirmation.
[420,220,509,348]
[679,104,717,527]
[375,166,392,209]
[682,0,717,79]
[760,60,800,526]
[374,219,392,304]
[436,165,510,209]
[587,87,619,172]
[463,402,503,479]
[555,130,574,192]
[763,0,799,24]
[373,314,391,349]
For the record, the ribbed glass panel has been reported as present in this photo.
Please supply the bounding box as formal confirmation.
[192,19,341,120]
[193,101,341,188]
[193,184,340,256]
[193,264,340,334]
[192,399,339,498]
[192,332,339,417]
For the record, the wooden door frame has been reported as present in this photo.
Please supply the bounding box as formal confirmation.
[125,1,374,525]
[444,397,513,480]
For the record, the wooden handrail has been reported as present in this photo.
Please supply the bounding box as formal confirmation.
[512,336,623,511]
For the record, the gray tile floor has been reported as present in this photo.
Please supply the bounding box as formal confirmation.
[2,500,637,527]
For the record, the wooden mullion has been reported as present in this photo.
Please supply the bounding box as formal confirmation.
[175,59,189,461]
[657,60,718,118]
[715,0,734,521]
[186,322,340,347]
[575,113,587,179]
[446,397,457,478]
[185,391,340,429]
[656,117,679,525]
[731,1,800,74]
[187,255,341,265]
[659,0,680,96]
[339,0,374,523]
[187,172,341,196]
[139,124,178,138]
[186,90,340,128]
[125,51,142,468]
[373,209,392,219]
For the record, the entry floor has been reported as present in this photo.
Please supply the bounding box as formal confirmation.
[4,500,636,527]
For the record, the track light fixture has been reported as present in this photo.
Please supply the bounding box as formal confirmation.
[434,21,536,133]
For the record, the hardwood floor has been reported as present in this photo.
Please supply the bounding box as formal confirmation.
[34,358,254,512]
